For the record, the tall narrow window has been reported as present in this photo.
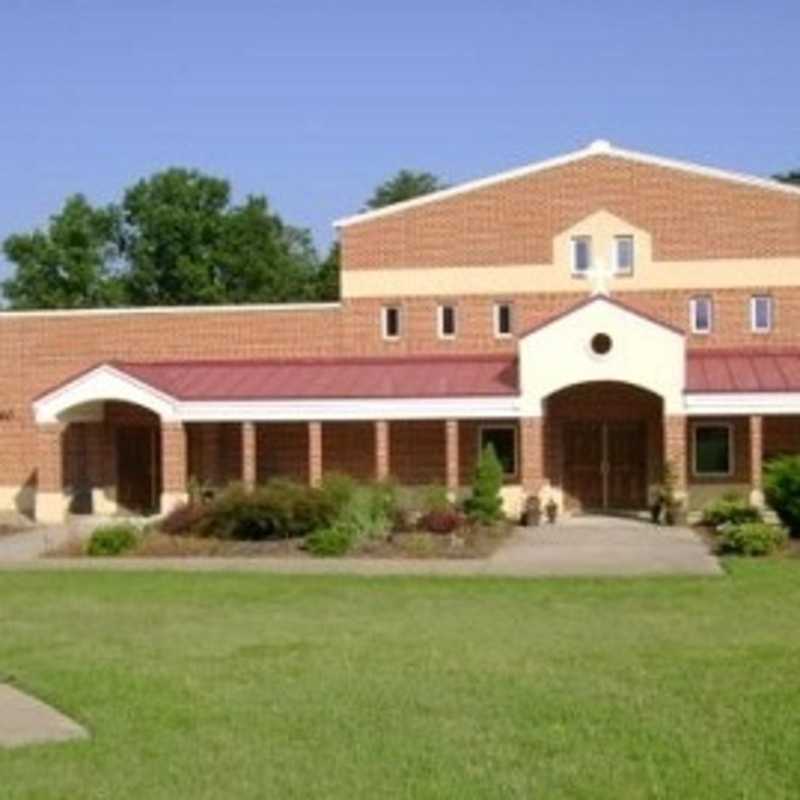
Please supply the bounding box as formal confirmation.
[751,295,773,333]
[382,306,401,340]
[494,302,513,338]
[438,305,456,339]
[614,235,634,275]
[690,296,713,334]
[571,236,592,275]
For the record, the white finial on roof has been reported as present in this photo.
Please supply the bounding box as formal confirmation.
[588,139,612,153]
[587,256,615,296]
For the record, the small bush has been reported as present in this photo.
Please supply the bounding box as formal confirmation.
[764,455,800,536]
[160,502,208,535]
[305,521,359,557]
[702,492,762,528]
[420,484,450,514]
[86,524,138,556]
[419,509,463,534]
[464,445,504,524]
[403,532,437,558]
[718,522,788,557]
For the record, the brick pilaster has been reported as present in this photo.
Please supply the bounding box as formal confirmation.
[750,415,764,506]
[161,422,188,495]
[663,415,687,495]
[445,419,459,492]
[242,422,257,488]
[520,417,544,496]
[37,423,65,493]
[308,422,323,487]
[375,420,390,481]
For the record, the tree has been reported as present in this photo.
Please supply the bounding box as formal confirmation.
[464,445,504,524]
[364,169,446,210]
[774,170,800,186]
[2,195,122,309]
[314,242,340,301]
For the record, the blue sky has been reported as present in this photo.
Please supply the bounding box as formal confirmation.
[0,0,798,279]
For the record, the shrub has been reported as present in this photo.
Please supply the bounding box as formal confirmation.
[464,445,504,524]
[319,473,358,516]
[702,492,762,528]
[160,502,208,535]
[718,522,788,557]
[764,455,800,536]
[305,520,359,557]
[86,524,138,556]
[420,484,450,514]
[185,481,338,541]
[419,509,463,534]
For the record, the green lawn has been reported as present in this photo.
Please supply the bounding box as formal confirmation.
[1,562,800,799]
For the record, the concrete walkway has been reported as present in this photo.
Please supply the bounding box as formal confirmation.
[0,684,88,749]
[0,514,721,577]
[490,515,722,576]
[0,516,98,560]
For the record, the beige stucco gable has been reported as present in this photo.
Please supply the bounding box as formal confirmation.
[518,296,686,416]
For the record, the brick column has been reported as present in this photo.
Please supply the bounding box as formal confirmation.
[308,422,323,487]
[750,415,764,507]
[37,423,69,523]
[375,421,390,481]
[161,422,188,512]
[445,419,459,494]
[663,415,688,500]
[520,417,545,498]
[242,422,257,489]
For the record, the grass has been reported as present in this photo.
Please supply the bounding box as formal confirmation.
[1,561,799,798]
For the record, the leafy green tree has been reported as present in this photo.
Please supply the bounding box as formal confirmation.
[774,170,800,186]
[2,195,122,309]
[314,242,340,301]
[464,445,504,523]
[365,169,446,209]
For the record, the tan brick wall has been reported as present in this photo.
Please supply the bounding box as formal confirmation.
[321,422,375,480]
[161,423,187,494]
[256,423,309,484]
[389,421,446,485]
[341,155,800,269]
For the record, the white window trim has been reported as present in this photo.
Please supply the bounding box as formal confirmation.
[493,302,513,338]
[750,295,773,333]
[571,236,592,276]
[612,235,634,276]
[477,423,518,478]
[437,304,457,340]
[692,422,734,478]
[381,306,401,340]
[690,296,713,335]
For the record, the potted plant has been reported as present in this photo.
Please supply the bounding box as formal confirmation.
[545,498,558,524]
[524,495,542,527]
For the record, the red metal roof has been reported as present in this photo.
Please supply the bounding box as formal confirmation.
[113,354,518,401]
[686,349,800,393]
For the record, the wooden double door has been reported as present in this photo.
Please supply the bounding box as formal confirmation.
[563,420,648,511]
[116,426,161,514]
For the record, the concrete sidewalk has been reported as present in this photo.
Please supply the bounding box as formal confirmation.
[0,685,88,749]
[0,515,721,577]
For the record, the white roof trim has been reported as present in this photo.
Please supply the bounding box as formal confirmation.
[0,301,340,320]
[685,392,800,416]
[334,138,800,228]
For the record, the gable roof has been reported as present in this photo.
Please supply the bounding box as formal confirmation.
[519,294,685,339]
[334,139,800,228]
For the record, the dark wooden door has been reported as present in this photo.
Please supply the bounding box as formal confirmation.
[563,420,648,511]
[606,422,647,510]
[563,422,604,510]
[116,427,159,514]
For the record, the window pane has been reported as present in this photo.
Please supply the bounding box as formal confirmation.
[496,304,511,335]
[695,426,730,474]
[693,298,711,331]
[615,236,634,272]
[754,297,771,330]
[384,307,400,337]
[480,428,516,476]
[573,238,591,272]
[441,306,456,336]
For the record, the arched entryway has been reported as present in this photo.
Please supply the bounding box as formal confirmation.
[545,381,664,513]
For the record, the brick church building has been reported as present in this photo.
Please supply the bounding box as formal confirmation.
[13,139,800,522]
